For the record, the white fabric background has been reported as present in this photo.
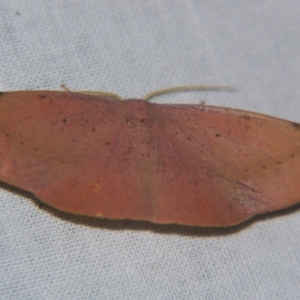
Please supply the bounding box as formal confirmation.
[1,1,300,299]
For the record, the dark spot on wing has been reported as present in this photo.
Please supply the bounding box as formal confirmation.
[39,94,47,99]
[6,133,10,137]
[62,118,67,124]
[126,117,154,128]
[243,115,251,120]
[215,133,220,137]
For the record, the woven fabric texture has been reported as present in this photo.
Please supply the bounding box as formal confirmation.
[1,1,300,299]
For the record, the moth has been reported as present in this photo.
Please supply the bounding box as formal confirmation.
[0,87,299,226]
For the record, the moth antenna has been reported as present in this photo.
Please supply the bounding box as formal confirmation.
[76,91,124,100]
[143,85,237,102]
